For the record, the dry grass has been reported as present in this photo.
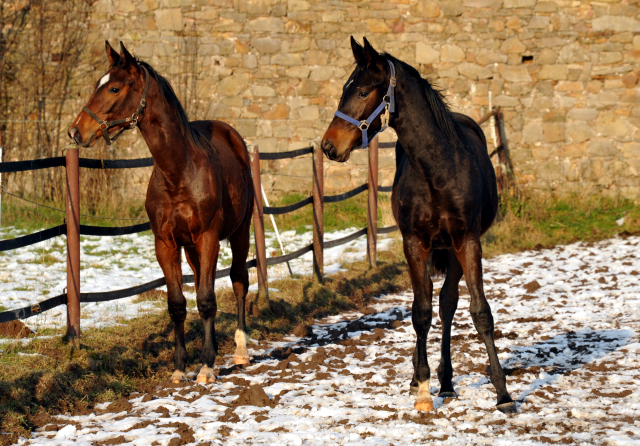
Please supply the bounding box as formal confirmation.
[0,243,409,445]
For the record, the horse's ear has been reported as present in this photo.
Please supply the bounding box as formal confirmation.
[105,41,120,67]
[363,37,382,64]
[119,41,136,69]
[350,36,366,65]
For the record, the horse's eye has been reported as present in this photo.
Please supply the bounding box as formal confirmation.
[357,91,370,99]
[109,87,120,94]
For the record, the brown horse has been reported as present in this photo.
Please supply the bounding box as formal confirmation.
[68,41,254,384]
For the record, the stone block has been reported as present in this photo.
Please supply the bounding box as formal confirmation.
[416,42,439,64]
[322,11,344,22]
[567,108,599,121]
[538,65,567,80]
[596,112,634,137]
[264,104,290,120]
[588,140,619,158]
[493,94,520,107]
[235,119,256,137]
[246,17,284,33]
[543,123,566,143]
[310,66,334,81]
[252,85,276,97]
[154,8,183,31]
[251,38,281,54]
[503,0,536,8]
[440,0,464,16]
[599,52,623,64]
[535,2,557,12]
[555,81,583,92]
[498,65,532,82]
[288,0,309,11]
[366,19,390,33]
[464,0,502,7]
[298,105,320,120]
[592,15,640,32]
[286,66,311,79]
[623,142,640,158]
[458,63,493,80]
[411,0,441,18]
[271,53,303,66]
[535,48,558,65]
[217,73,249,96]
[501,37,526,54]
[297,79,320,96]
[622,72,639,88]
[476,49,508,65]
[441,44,465,62]
[604,79,624,90]
[528,16,549,29]
[304,51,328,65]
[560,142,588,159]
[567,122,595,143]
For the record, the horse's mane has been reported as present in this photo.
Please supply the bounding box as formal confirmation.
[382,53,460,144]
[136,59,211,152]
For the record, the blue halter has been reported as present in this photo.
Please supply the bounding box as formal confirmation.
[334,59,396,149]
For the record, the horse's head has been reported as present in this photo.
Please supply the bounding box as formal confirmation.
[322,37,394,162]
[68,41,148,147]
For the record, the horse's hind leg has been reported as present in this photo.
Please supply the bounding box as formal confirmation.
[454,235,515,413]
[404,235,434,412]
[228,215,251,365]
[155,239,189,383]
[437,250,463,398]
[194,233,220,384]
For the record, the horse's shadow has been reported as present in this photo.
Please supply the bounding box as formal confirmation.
[458,328,633,406]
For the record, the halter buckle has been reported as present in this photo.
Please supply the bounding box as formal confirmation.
[131,113,140,126]
[99,121,109,130]
[359,120,369,130]
[390,77,397,87]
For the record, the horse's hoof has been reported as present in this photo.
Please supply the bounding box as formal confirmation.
[171,370,189,384]
[233,354,250,365]
[414,398,434,412]
[196,366,216,384]
[497,401,517,414]
[438,391,457,399]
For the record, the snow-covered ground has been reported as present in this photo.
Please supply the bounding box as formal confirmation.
[15,235,640,445]
[0,225,394,330]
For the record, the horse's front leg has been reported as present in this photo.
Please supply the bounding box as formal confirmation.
[404,235,434,412]
[155,239,189,383]
[194,233,220,384]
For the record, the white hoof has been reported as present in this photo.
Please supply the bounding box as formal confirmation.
[196,366,216,384]
[234,329,250,365]
[414,382,434,412]
[171,370,189,384]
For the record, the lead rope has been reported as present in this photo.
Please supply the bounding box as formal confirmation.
[334,59,396,149]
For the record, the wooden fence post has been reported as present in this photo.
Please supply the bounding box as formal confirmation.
[249,144,269,307]
[367,135,379,268]
[65,146,81,343]
[312,140,324,282]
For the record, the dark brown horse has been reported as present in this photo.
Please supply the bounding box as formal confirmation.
[322,37,516,414]
[68,42,254,384]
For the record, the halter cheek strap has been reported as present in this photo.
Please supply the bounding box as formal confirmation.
[334,59,396,149]
[82,65,150,145]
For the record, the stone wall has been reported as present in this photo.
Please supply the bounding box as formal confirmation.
[66,0,640,198]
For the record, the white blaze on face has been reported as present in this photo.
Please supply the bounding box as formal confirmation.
[98,73,110,88]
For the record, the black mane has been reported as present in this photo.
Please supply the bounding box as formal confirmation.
[383,53,460,144]
[136,59,210,152]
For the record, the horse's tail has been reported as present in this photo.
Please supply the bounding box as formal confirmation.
[428,249,449,277]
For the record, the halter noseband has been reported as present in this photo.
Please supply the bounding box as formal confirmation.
[334,59,396,149]
[82,65,150,145]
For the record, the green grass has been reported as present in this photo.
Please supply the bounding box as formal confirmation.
[266,191,394,234]
[482,194,640,257]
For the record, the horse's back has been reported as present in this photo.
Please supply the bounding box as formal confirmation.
[190,120,250,168]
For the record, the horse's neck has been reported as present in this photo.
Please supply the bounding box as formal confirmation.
[137,94,191,185]
[391,74,453,178]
